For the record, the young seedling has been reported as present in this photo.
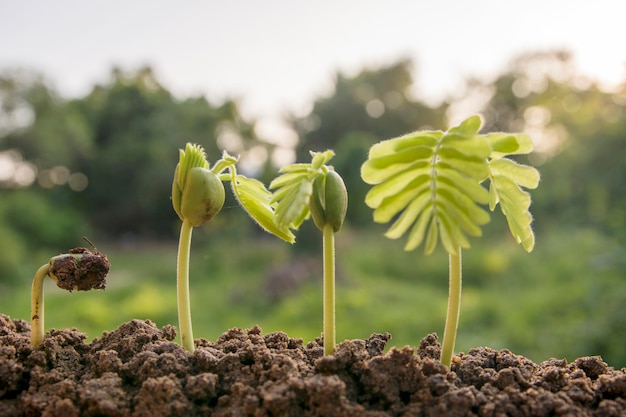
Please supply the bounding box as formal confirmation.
[31,239,110,348]
[360,115,540,367]
[269,150,348,355]
[171,143,294,352]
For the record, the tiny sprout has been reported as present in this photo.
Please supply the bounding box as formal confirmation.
[270,150,348,355]
[31,238,109,348]
[172,143,294,352]
[361,115,540,367]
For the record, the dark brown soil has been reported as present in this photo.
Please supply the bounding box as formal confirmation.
[1,314,624,416]
[51,247,109,292]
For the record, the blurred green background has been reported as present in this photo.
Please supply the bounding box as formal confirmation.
[1,51,625,368]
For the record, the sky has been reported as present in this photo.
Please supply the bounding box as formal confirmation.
[1,0,625,141]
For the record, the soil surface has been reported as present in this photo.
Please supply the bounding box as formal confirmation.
[1,314,624,416]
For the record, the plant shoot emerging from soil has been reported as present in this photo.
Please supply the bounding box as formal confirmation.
[30,239,109,348]
[172,143,294,352]
[270,150,348,355]
[361,115,540,367]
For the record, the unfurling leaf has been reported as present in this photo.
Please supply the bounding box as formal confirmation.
[272,180,313,229]
[270,150,335,230]
[231,174,295,243]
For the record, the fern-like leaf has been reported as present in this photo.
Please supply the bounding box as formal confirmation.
[361,115,491,255]
[485,133,540,252]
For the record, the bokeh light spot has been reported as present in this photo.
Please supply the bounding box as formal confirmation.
[68,172,89,191]
[365,99,385,118]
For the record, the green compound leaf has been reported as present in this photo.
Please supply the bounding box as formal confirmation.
[362,116,540,255]
[362,134,439,184]
[486,132,535,159]
[486,134,541,252]
[361,116,491,255]
[230,174,295,243]
[270,150,335,230]
[450,114,482,135]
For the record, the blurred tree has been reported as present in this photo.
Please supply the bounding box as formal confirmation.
[0,71,93,271]
[0,67,264,242]
[0,70,93,168]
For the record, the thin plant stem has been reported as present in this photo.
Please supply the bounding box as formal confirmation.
[31,263,50,348]
[441,247,462,367]
[322,223,336,356]
[177,219,195,352]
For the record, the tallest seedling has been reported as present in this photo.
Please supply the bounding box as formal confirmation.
[172,143,294,352]
[361,115,540,367]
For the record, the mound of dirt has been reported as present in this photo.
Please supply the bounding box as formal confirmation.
[1,314,624,416]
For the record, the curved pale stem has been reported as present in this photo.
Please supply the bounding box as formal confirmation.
[177,219,195,352]
[441,248,462,367]
[31,263,51,348]
[323,223,336,356]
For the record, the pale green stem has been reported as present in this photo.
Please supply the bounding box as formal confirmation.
[441,248,462,367]
[323,223,336,356]
[177,219,195,352]
[30,253,88,348]
[31,263,51,348]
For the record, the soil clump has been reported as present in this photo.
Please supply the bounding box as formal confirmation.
[1,314,624,416]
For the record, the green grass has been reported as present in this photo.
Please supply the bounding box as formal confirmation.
[2,227,624,368]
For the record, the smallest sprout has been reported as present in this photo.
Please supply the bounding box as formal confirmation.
[31,239,110,348]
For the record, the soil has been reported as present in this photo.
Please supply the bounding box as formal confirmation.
[51,247,109,292]
[1,314,624,417]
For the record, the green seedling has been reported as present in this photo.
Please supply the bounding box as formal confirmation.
[269,150,348,355]
[361,115,540,367]
[172,143,294,352]
[31,240,110,348]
